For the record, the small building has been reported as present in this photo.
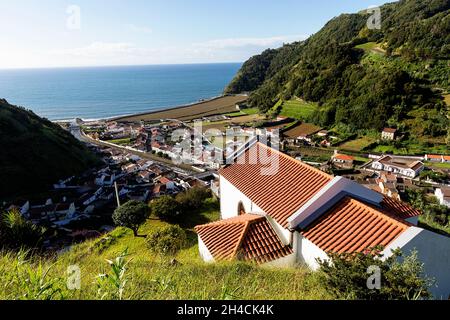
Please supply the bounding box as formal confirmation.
[435,187,450,208]
[371,155,424,178]
[152,184,167,197]
[317,130,329,138]
[382,128,397,140]
[425,155,450,163]
[332,151,355,168]
[195,142,450,298]
[426,154,444,163]
[159,177,176,190]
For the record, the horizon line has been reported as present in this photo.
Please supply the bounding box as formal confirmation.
[0,61,244,72]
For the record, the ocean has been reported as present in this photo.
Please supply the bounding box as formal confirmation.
[0,63,242,121]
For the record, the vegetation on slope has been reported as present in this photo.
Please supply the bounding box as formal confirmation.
[0,196,435,300]
[0,199,332,300]
[0,99,100,200]
[225,0,450,141]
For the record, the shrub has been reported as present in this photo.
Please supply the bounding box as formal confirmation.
[176,187,210,212]
[0,210,46,250]
[150,196,181,221]
[112,201,150,237]
[317,249,433,300]
[146,225,186,256]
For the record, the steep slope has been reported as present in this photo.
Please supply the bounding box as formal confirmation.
[0,99,100,199]
[226,0,450,136]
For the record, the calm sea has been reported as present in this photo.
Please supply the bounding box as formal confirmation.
[0,63,242,121]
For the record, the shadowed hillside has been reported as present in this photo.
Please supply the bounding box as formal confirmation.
[0,99,100,199]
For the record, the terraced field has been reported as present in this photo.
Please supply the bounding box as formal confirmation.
[116,95,248,123]
[279,100,318,120]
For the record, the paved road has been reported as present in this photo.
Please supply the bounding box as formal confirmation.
[69,123,216,176]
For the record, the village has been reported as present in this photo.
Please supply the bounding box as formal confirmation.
[3,139,214,249]
[2,103,449,255]
[80,109,450,211]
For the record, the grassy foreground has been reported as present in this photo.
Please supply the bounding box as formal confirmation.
[0,199,332,300]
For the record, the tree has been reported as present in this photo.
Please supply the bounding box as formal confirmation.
[317,249,433,300]
[150,196,181,221]
[176,187,210,212]
[146,225,186,256]
[112,201,150,237]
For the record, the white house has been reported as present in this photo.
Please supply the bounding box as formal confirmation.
[195,142,450,299]
[425,155,450,163]
[382,128,397,140]
[435,187,450,208]
[371,155,424,178]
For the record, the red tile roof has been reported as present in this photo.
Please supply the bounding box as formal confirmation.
[219,142,332,228]
[195,214,293,264]
[381,196,422,220]
[383,128,397,134]
[301,197,410,254]
[159,177,172,184]
[240,218,294,264]
[334,154,355,162]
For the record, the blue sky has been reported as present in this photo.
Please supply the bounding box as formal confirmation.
[0,0,392,69]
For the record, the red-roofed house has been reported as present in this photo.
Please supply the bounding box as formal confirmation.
[195,140,450,298]
[332,150,354,168]
[425,155,450,163]
[159,176,175,190]
[382,128,397,140]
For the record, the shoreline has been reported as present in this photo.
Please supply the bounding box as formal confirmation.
[54,94,248,124]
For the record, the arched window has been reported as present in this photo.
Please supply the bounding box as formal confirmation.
[237,202,246,216]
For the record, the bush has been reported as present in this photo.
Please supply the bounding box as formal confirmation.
[0,210,46,250]
[112,201,150,237]
[150,196,181,221]
[317,249,433,300]
[146,225,187,256]
[175,187,210,212]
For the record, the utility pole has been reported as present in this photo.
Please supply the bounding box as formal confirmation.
[114,182,121,208]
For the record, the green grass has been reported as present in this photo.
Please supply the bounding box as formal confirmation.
[226,108,260,117]
[354,156,371,163]
[0,198,332,300]
[372,143,449,156]
[340,136,377,152]
[108,138,132,145]
[425,162,450,170]
[419,216,450,238]
[279,100,318,120]
[355,42,378,51]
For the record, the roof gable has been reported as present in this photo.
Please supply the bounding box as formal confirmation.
[220,143,332,228]
[301,197,410,254]
[195,214,292,263]
[381,196,422,219]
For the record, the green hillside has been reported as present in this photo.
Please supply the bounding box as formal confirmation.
[225,0,450,141]
[0,99,100,200]
[0,199,332,300]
